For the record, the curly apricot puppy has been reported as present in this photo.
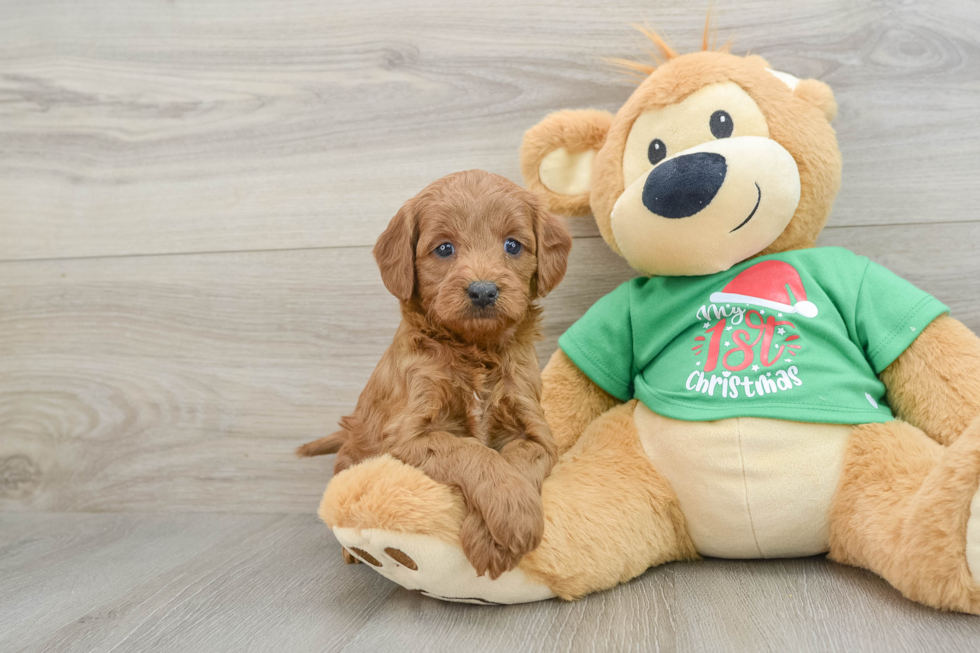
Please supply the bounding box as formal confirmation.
[298,170,572,578]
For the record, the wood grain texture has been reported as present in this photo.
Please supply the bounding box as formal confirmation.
[3,512,980,653]
[3,0,980,646]
[1,0,979,260]
[2,223,979,515]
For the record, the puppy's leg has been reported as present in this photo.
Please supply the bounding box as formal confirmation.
[296,430,345,457]
[462,439,552,575]
[462,396,561,569]
[461,407,558,577]
[384,379,544,576]
[392,431,542,578]
[459,508,522,580]
[456,472,543,579]
[502,395,560,490]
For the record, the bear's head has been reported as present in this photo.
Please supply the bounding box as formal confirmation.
[521,34,842,277]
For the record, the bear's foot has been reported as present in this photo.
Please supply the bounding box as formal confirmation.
[333,527,555,604]
[319,454,556,605]
[831,418,980,614]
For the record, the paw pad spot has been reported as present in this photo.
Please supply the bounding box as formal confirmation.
[384,547,418,570]
[349,547,382,567]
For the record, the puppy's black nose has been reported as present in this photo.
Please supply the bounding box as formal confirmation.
[468,281,498,308]
[642,152,727,219]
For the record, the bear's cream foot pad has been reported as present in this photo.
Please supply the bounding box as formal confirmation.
[319,454,555,605]
[333,527,555,604]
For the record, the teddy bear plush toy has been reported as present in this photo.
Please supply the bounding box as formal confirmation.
[319,31,980,613]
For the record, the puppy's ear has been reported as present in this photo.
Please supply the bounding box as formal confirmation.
[521,109,612,217]
[531,200,573,298]
[373,202,417,301]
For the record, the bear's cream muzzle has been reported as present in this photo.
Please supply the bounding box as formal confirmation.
[611,136,801,277]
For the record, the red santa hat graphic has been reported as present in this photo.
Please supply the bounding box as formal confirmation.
[709,260,819,318]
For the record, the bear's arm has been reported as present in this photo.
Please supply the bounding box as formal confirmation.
[540,348,621,454]
[879,314,980,446]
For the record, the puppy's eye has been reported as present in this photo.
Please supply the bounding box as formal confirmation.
[648,139,666,165]
[710,110,733,139]
[434,242,455,258]
[504,238,522,256]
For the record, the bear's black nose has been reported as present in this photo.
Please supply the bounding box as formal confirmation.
[642,152,727,219]
[468,281,498,308]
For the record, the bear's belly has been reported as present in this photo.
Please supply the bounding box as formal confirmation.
[633,402,853,558]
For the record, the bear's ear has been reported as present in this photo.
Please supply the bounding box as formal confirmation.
[520,109,613,216]
[794,79,838,122]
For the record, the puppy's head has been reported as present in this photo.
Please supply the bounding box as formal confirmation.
[373,170,572,340]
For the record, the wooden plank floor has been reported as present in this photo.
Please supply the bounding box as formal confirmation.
[2,0,980,650]
[4,512,980,653]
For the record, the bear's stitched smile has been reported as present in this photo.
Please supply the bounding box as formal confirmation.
[730,183,762,233]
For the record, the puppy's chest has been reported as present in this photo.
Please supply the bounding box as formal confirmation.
[459,366,512,446]
[464,369,497,420]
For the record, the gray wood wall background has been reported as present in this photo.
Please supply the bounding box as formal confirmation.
[3,1,980,651]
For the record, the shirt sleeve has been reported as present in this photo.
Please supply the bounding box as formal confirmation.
[855,260,949,374]
[557,280,635,401]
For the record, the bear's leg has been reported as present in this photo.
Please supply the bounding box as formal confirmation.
[320,401,697,603]
[828,417,980,614]
[519,400,699,599]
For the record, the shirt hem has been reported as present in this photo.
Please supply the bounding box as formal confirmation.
[636,387,895,425]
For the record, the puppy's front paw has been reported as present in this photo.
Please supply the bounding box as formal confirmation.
[460,510,524,579]
[471,481,545,569]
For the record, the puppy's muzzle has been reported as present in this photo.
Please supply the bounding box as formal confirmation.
[468,281,498,308]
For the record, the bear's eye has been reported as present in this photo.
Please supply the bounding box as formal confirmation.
[504,238,522,256]
[710,110,733,139]
[434,242,455,258]
[647,139,667,165]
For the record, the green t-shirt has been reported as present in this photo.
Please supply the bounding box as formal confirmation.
[559,248,948,424]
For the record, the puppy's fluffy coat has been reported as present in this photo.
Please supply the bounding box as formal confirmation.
[299,170,573,577]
